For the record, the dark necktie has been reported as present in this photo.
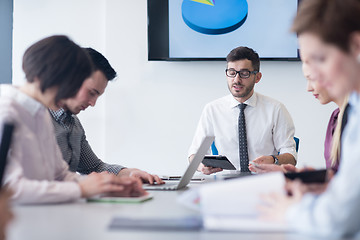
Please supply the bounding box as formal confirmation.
[238,103,250,172]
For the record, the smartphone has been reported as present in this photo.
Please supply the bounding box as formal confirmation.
[284,169,327,183]
[202,155,236,170]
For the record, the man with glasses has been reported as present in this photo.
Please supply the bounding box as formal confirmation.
[188,46,296,174]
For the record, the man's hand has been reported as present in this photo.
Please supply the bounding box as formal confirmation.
[189,154,223,175]
[79,172,146,198]
[118,168,164,185]
[197,163,223,175]
[252,155,275,165]
[253,153,296,166]
[249,163,298,174]
[249,163,283,173]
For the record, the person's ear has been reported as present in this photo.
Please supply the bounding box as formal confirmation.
[255,72,262,83]
[349,31,360,62]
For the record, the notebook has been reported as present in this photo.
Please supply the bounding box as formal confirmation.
[199,172,289,232]
[109,216,203,231]
[143,136,215,191]
[87,193,154,204]
[0,123,15,188]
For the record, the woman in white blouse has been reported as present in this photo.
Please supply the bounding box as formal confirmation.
[0,35,145,204]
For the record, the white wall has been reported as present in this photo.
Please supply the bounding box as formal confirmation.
[13,0,336,175]
[12,0,108,168]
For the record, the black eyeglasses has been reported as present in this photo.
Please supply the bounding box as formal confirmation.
[225,69,258,79]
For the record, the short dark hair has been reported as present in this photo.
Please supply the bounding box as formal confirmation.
[84,48,117,81]
[292,0,360,52]
[22,35,93,103]
[226,46,260,71]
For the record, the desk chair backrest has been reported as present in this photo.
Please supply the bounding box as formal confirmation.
[293,137,299,153]
[211,142,218,155]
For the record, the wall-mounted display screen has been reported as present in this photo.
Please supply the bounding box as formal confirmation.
[148,0,300,61]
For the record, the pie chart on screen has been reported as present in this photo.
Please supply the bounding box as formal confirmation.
[182,0,248,35]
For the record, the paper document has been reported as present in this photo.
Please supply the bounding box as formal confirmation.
[203,216,289,232]
[200,172,285,217]
[177,188,201,212]
[179,172,290,232]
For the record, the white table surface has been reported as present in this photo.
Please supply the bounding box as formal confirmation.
[6,182,324,240]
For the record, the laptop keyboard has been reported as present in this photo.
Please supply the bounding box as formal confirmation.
[143,182,178,190]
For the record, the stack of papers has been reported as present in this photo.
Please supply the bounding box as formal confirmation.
[203,215,288,232]
[179,172,290,232]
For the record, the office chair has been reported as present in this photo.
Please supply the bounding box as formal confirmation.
[211,141,218,155]
[293,136,300,153]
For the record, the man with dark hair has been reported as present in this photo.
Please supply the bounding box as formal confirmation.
[188,46,297,174]
[49,48,163,184]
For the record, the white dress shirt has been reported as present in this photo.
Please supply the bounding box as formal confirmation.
[188,92,296,171]
[0,85,82,204]
[286,91,360,238]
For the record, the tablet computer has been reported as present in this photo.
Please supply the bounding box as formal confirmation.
[284,169,327,183]
[202,155,236,170]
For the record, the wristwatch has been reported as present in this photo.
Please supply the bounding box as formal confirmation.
[271,155,279,165]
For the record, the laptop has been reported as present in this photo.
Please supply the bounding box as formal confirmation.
[143,136,215,191]
[0,123,15,188]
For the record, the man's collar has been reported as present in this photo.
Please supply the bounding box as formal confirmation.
[229,92,257,109]
[48,108,71,122]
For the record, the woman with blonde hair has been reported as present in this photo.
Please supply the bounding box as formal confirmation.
[260,0,360,237]
[304,62,348,172]
[249,63,347,175]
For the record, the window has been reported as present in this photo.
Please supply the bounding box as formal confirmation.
[0,0,13,84]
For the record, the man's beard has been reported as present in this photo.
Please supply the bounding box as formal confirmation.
[229,81,255,98]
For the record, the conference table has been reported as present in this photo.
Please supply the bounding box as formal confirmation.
[6,181,323,240]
